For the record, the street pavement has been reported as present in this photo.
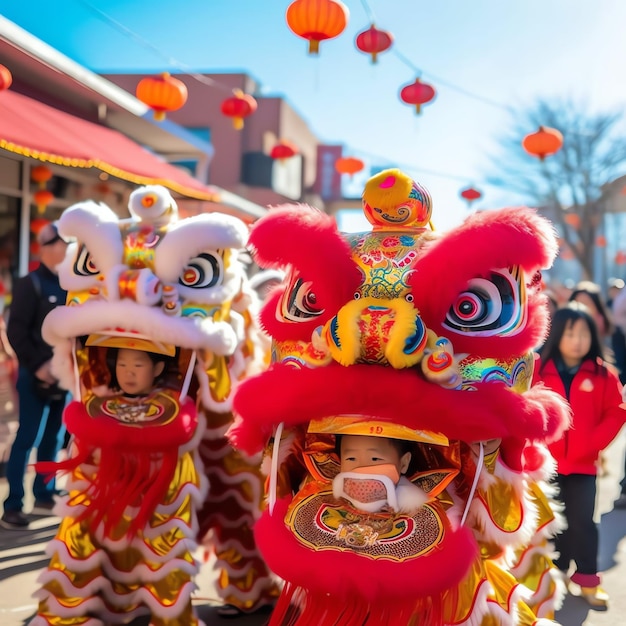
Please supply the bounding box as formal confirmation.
[1,430,625,626]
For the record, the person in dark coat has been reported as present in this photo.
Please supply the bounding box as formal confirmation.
[1,223,69,529]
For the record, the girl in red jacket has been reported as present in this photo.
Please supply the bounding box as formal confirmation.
[534,301,626,609]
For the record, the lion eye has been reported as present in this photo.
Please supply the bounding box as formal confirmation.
[73,244,99,277]
[444,270,522,336]
[281,277,324,322]
[179,252,223,289]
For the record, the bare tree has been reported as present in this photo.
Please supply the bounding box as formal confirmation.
[488,100,626,279]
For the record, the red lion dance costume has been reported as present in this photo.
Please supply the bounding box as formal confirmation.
[31,185,259,626]
[230,169,571,625]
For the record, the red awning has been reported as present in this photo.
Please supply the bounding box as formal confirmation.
[0,89,220,201]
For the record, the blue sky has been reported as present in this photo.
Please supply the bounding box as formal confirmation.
[3,0,626,231]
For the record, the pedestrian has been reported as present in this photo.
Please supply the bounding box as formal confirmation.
[606,277,625,309]
[1,222,69,529]
[569,281,613,347]
[569,282,625,475]
[534,302,626,609]
[609,282,626,509]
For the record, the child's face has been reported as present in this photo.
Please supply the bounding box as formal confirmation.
[559,319,592,365]
[339,435,410,475]
[115,348,164,395]
[571,293,605,335]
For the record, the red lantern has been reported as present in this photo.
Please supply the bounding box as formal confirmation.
[31,165,53,189]
[522,126,563,160]
[270,141,299,162]
[136,72,188,121]
[399,78,436,114]
[286,0,349,55]
[564,213,581,229]
[460,186,482,206]
[335,157,365,176]
[94,182,111,195]
[595,235,607,248]
[355,24,393,63]
[30,218,50,234]
[616,251,626,265]
[33,189,54,215]
[221,90,257,130]
[0,64,12,92]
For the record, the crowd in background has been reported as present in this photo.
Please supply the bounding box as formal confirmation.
[538,276,626,607]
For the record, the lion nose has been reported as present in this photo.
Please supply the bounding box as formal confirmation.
[322,297,428,368]
[118,268,163,306]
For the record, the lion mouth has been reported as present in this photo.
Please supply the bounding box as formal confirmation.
[85,393,177,427]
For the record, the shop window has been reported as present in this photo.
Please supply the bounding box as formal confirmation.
[0,155,20,190]
[0,194,19,300]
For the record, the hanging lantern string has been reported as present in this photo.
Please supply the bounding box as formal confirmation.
[344,145,494,185]
[359,0,512,112]
[79,0,510,180]
[415,66,513,112]
[77,0,242,96]
[358,0,376,23]
[83,0,514,112]
[76,0,496,187]
[390,48,422,78]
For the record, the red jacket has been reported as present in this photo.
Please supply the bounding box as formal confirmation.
[533,357,626,475]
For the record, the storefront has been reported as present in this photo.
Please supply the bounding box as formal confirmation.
[0,15,266,303]
[0,17,266,451]
[0,86,233,285]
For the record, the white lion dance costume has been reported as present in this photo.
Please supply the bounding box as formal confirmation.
[230,169,572,625]
[195,273,281,615]
[31,185,256,626]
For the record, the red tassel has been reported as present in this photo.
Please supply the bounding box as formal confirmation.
[34,399,197,537]
[269,582,445,626]
[36,448,89,482]
[63,446,181,537]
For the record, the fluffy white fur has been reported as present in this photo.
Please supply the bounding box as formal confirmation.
[59,200,124,291]
[154,213,248,283]
[128,185,178,223]
[42,299,239,354]
[104,264,162,305]
[332,474,429,514]
[468,457,538,551]
[259,429,297,478]
[395,476,431,513]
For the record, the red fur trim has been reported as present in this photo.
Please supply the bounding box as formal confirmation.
[499,385,570,471]
[230,364,570,455]
[37,399,197,537]
[63,399,198,449]
[270,581,446,626]
[411,207,557,359]
[256,497,477,602]
[522,442,549,473]
[258,289,286,338]
[36,449,90,479]
[250,205,362,342]
[85,444,180,536]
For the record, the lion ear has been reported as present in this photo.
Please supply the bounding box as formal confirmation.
[251,205,362,342]
[411,207,558,358]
